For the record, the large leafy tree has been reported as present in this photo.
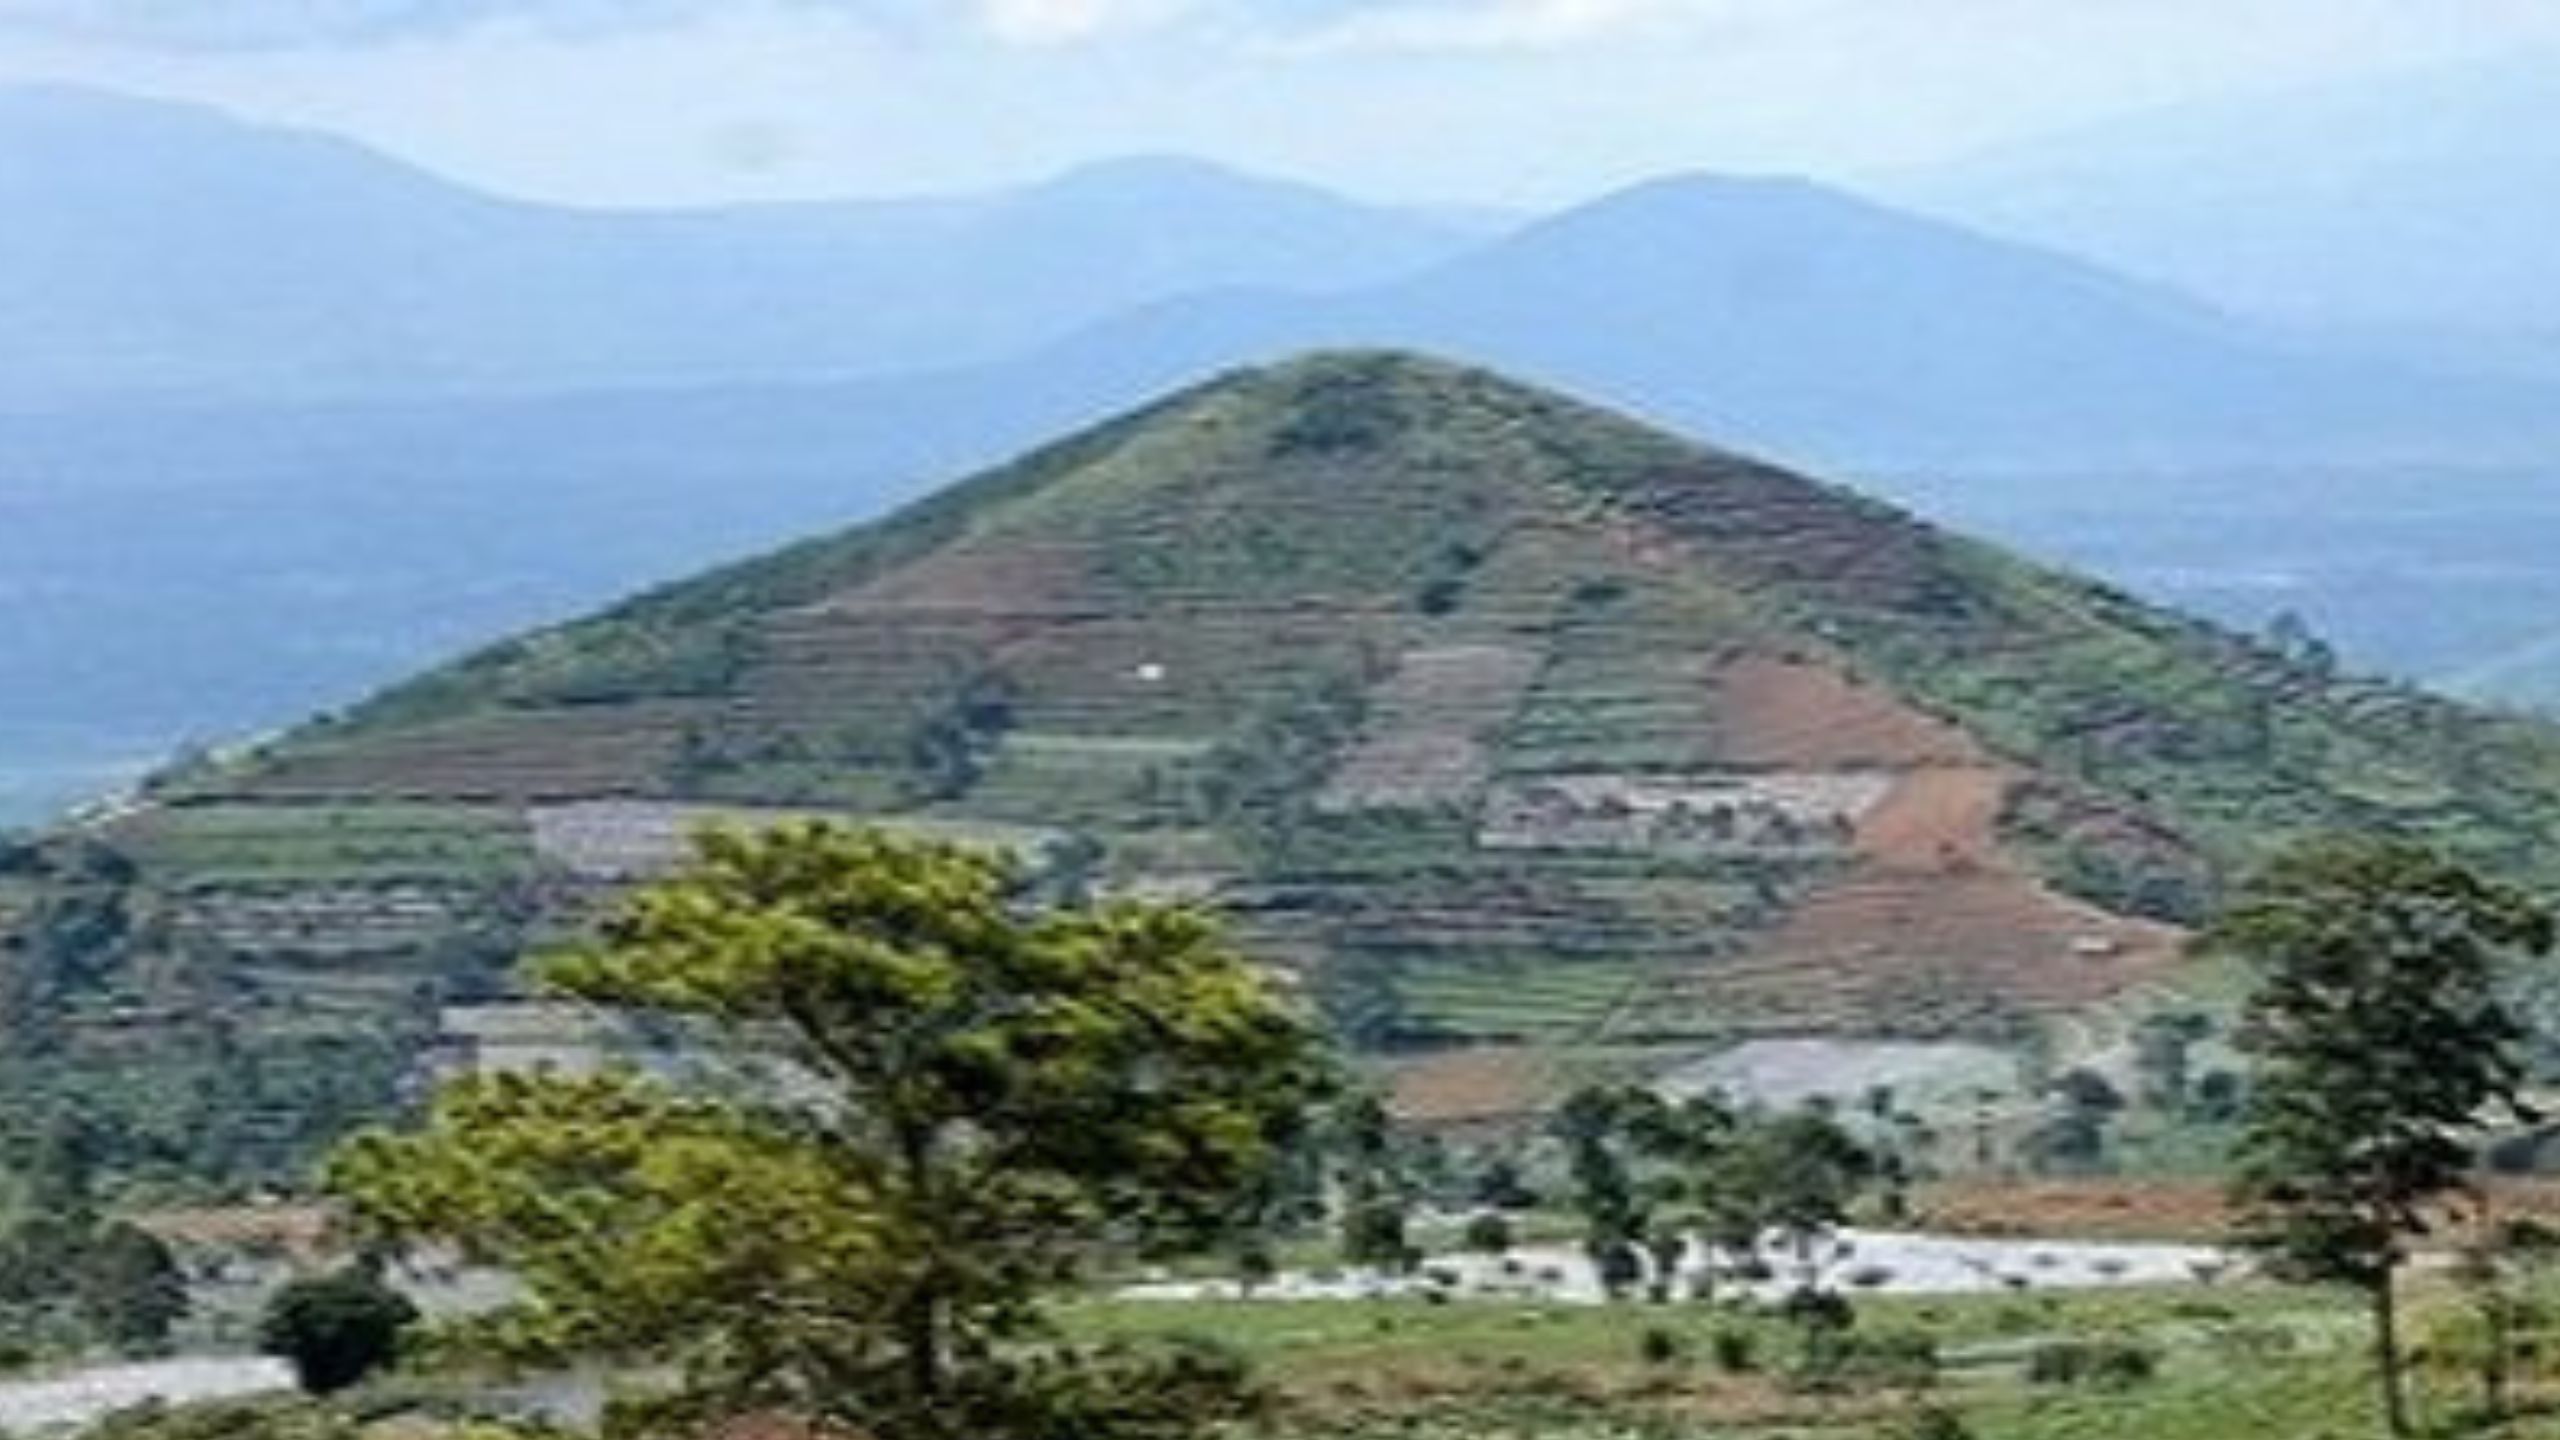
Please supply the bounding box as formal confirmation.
[331,823,1327,1440]
[2220,834,2554,1437]
[1550,1086,1743,1302]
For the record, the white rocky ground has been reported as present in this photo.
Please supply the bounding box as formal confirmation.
[0,1356,295,1434]
[1120,1229,2237,1306]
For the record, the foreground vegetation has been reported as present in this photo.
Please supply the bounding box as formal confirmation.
[64,1275,2560,1440]
[0,825,2432,1440]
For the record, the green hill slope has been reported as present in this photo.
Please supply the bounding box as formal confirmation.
[16,352,2560,1177]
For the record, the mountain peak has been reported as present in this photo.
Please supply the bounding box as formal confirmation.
[48,358,2560,1144]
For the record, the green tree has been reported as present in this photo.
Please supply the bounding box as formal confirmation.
[1332,1094,1415,1273]
[1462,1212,1513,1256]
[1732,1107,1874,1276]
[2131,1012,2212,1114]
[2220,835,2554,1437]
[1553,1087,1647,1300]
[1622,1090,1740,1301]
[330,824,1325,1440]
[258,1267,418,1395]
[75,1222,188,1354]
[1552,1086,1742,1302]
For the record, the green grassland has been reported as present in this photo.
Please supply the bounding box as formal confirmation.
[1066,1279,2553,1440]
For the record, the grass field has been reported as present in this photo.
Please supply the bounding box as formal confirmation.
[109,802,532,885]
[1069,1274,2560,1438]
[1396,958,1649,1043]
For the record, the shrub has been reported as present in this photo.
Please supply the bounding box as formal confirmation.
[257,1268,419,1395]
[1639,1326,1685,1366]
[1710,1328,1759,1373]
[1463,1213,1514,1255]
[2025,1337,2158,1390]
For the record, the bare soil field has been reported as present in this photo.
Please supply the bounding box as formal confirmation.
[1382,1045,1559,1125]
[1914,1177,2560,1246]
[1721,866,2185,1023]
[1710,654,1982,769]
[1853,764,2012,870]
[1915,1178,2237,1243]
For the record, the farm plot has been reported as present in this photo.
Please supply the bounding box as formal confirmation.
[168,883,486,958]
[1380,1045,1559,1125]
[1317,645,1543,813]
[1709,653,1984,769]
[1480,771,1889,856]
[109,802,530,885]
[208,703,709,802]
[1498,596,1733,774]
[529,800,1054,879]
[1628,867,2186,1038]
[959,731,1211,827]
[1395,956,1649,1044]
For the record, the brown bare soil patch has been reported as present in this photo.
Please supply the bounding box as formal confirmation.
[1915,1178,2235,1243]
[136,1202,335,1258]
[1694,867,2185,1032]
[1383,1046,1557,1126]
[1662,676,2181,1031]
[1855,765,2014,871]
[1918,1177,2560,1246]
[1711,654,1982,769]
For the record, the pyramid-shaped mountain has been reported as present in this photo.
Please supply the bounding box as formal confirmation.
[144,353,2560,1046]
[22,353,2560,1170]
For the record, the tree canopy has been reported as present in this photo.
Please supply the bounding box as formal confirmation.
[329,823,1328,1440]
[2220,833,2555,1435]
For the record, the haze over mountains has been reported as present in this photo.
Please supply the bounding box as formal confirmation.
[6,82,2560,823]
[1900,52,2560,348]
[0,85,1475,406]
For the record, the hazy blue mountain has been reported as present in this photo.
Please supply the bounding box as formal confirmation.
[12,156,2560,824]
[1897,53,2560,339]
[0,85,1472,405]
[1009,172,2560,468]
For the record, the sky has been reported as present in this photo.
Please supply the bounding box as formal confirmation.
[0,0,2555,207]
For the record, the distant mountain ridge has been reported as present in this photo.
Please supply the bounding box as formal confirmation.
[10,86,2560,827]
[1009,171,2560,469]
[0,85,1473,405]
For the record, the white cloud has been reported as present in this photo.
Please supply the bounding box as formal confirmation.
[1278,0,1675,54]
[975,0,1189,45]
[0,0,719,49]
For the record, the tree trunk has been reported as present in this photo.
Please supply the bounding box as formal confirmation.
[903,1285,944,1403]
[2372,1271,2410,1437]
[896,1122,944,1407]
[2482,1288,2511,1422]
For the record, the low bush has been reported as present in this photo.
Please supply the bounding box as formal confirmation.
[2025,1336,2159,1389]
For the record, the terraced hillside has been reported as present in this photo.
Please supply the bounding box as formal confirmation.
[18,352,2560,1169]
